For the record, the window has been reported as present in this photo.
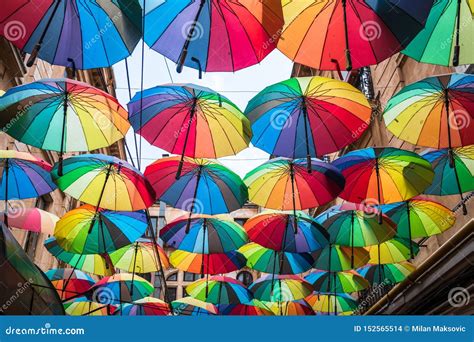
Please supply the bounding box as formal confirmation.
[183,272,200,282]
[166,287,177,301]
[138,273,151,282]
[237,271,253,286]
[234,218,247,226]
[153,272,162,298]
[166,272,178,282]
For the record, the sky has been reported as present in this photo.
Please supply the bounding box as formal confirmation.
[113,43,294,177]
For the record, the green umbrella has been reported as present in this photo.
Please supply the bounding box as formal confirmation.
[305,270,369,294]
[358,261,416,286]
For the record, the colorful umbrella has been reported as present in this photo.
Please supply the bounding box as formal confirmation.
[172,297,217,316]
[0,79,130,174]
[249,275,313,302]
[358,261,416,286]
[115,297,170,316]
[367,237,420,265]
[217,300,273,316]
[306,293,358,315]
[91,273,154,305]
[109,240,169,274]
[64,297,109,316]
[186,276,253,305]
[422,146,474,215]
[143,0,283,73]
[243,211,329,253]
[51,154,155,211]
[1,207,58,235]
[277,0,433,71]
[54,204,147,255]
[128,84,251,173]
[239,242,314,275]
[403,0,474,66]
[383,74,474,149]
[245,76,371,161]
[312,244,370,271]
[160,215,248,254]
[46,268,95,300]
[263,300,314,316]
[305,270,369,294]
[0,1,142,69]
[170,250,246,275]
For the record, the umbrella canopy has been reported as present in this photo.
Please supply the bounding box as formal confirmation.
[128,84,251,165]
[46,268,95,300]
[143,0,283,73]
[403,0,474,66]
[217,300,274,316]
[305,270,369,294]
[64,297,109,316]
[243,211,329,253]
[160,215,248,254]
[91,273,154,305]
[244,158,345,213]
[115,297,170,316]
[145,157,248,215]
[383,74,474,149]
[109,240,169,274]
[277,0,433,71]
[51,154,155,211]
[367,237,420,264]
[249,275,313,302]
[245,76,371,160]
[312,245,370,271]
[186,276,253,305]
[1,207,58,235]
[239,242,314,275]
[358,261,416,286]
[263,300,314,316]
[0,0,142,69]
[54,204,147,255]
[306,293,358,315]
[172,297,217,316]
[170,250,246,275]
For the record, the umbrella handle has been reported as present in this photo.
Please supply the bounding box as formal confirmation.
[345,49,352,72]
[26,44,41,67]
[306,155,312,173]
[191,57,202,79]
[177,50,188,73]
[176,159,184,180]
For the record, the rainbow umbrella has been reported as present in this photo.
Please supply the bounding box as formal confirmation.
[244,211,329,253]
[239,242,314,275]
[160,215,248,254]
[305,270,369,294]
[109,240,169,274]
[143,0,283,73]
[332,147,434,222]
[358,261,416,286]
[128,84,251,176]
[46,268,95,300]
[422,146,474,215]
[383,74,474,150]
[54,204,147,255]
[306,293,357,315]
[91,274,154,305]
[186,276,253,305]
[64,297,110,316]
[403,0,474,66]
[217,300,274,316]
[0,79,130,174]
[172,297,217,316]
[115,297,170,316]
[277,0,433,71]
[249,275,313,302]
[0,1,142,69]
[170,250,246,276]
[312,245,370,271]
[245,76,371,161]
[263,300,314,316]
[1,207,58,235]
[52,154,155,211]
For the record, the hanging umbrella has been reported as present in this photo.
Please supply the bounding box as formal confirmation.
[0,0,142,69]
[115,297,170,316]
[358,261,416,286]
[91,273,154,305]
[160,215,248,254]
[217,300,274,316]
[170,250,246,275]
[1,207,58,235]
[367,237,420,266]
[128,84,251,175]
[306,293,357,315]
[0,80,130,174]
[46,268,95,300]
[383,74,474,149]
[249,275,313,302]
[422,146,474,215]
[305,270,369,294]
[239,242,314,275]
[64,297,110,316]
[186,276,253,305]
[243,211,329,253]
[54,204,147,255]
[332,147,434,222]
[245,76,371,161]
[172,297,217,316]
[403,0,474,66]
[277,0,433,71]
[109,240,169,274]
[312,244,370,272]
[143,0,283,73]
[51,154,155,211]
[263,300,314,316]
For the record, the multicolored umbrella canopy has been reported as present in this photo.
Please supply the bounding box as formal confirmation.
[46,268,95,300]
[277,0,433,71]
[1,207,59,235]
[217,300,274,316]
[145,157,248,215]
[422,146,474,215]
[249,275,313,302]
[186,276,253,305]
[367,237,420,265]
[0,79,130,171]
[44,237,113,276]
[306,293,357,315]
[172,297,217,316]
[115,297,170,316]
[170,250,246,275]
[312,245,370,271]
[245,76,371,160]
[305,270,369,294]
[239,242,314,275]
[244,211,329,253]
[358,261,416,286]
[51,154,155,211]
[64,297,109,316]
[0,0,142,69]
[383,74,474,149]
[128,84,251,168]
[160,215,248,254]
[91,273,154,305]
[143,0,283,73]
[263,300,314,316]
[109,240,169,274]
[403,0,474,66]
[54,204,147,255]
[244,158,345,214]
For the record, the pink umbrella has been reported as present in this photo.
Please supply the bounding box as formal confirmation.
[1,208,59,235]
